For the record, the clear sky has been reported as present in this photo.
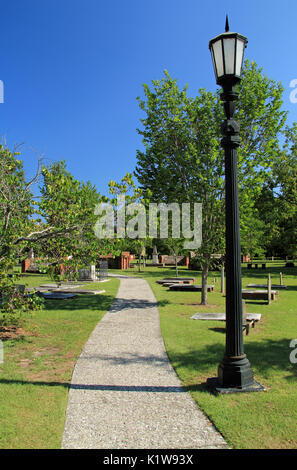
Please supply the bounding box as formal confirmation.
[1,0,297,195]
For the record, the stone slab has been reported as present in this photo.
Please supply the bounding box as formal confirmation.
[157,278,195,285]
[242,289,278,300]
[39,284,83,289]
[247,284,287,289]
[191,313,261,321]
[169,284,214,292]
[39,292,78,300]
[50,289,106,295]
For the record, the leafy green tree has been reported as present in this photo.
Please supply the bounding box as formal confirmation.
[156,237,188,277]
[0,144,36,263]
[102,173,152,271]
[0,144,44,325]
[135,61,287,304]
[37,161,102,281]
[272,124,297,258]
[240,208,266,260]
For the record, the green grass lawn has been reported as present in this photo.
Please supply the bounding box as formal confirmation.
[112,264,297,449]
[1,265,296,449]
[0,274,120,449]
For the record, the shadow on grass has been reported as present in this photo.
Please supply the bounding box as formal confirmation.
[43,294,117,312]
[0,340,295,392]
[241,266,297,279]
[244,301,269,306]
[121,268,202,280]
[166,338,297,383]
[281,285,297,292]
[0,377,198,393]
[209,327,226,334]
[43,294,170,312]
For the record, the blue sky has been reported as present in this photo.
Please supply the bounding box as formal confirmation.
[1,0,297,195]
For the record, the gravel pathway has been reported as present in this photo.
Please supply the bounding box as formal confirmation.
[62,276,228,449]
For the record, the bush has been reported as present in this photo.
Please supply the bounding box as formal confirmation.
[0,271,44,326]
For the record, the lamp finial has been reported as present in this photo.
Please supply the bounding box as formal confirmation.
[225,15,230,32]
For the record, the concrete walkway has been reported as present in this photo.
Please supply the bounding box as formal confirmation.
[62,276,228,449]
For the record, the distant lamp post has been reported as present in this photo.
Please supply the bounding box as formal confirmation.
[207,17,264,393]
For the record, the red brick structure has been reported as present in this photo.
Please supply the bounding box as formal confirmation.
[99,252,131,270]
[21,258,31,273]
[120,252,130,270]
[242,254,251,262]
[21,258,64,274]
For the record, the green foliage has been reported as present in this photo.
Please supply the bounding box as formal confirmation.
[0,144,35,264]
[135,62,288,301]
[37,161,103,279]
[0,145,43,324]
[0,271,44,326]
[271,124,297,258]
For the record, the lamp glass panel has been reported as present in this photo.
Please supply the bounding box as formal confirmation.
[212,39,224,78]
[235,38,245,76]
[210,48,217,80]
[223,38,235,74]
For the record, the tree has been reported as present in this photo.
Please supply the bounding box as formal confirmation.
[0,144,40,264]
[240,208,266,260]
[271,124,297,258]
[101,173,153,272]
[0,144,44,325]
[156,236,188,277]
[135,62,287,304]
[37,161,102,281]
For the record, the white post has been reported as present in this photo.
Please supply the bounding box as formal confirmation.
[267,273,271,305]
[220,265,225,294]
[0,341,3,364]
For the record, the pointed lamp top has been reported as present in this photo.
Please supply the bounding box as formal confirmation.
[225,15,230,32]
[209,14,248,85]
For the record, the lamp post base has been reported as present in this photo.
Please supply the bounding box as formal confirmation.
[207,355,265,394]
[206,377,265,394]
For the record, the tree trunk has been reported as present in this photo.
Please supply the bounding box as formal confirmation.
[174,252,178,277]
[201,262,209,305]
[138,254,141,272]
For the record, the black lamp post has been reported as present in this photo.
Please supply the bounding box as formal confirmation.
[207,17,264,393]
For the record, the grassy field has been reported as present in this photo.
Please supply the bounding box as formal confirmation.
[1,264,296,449]
[0,273,120,449]
[112,264,297,449]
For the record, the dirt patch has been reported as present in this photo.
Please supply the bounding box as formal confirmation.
[19,359,32,368]
[0,325,40,341]
[0,326,27,341]
[32,347,61,357]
